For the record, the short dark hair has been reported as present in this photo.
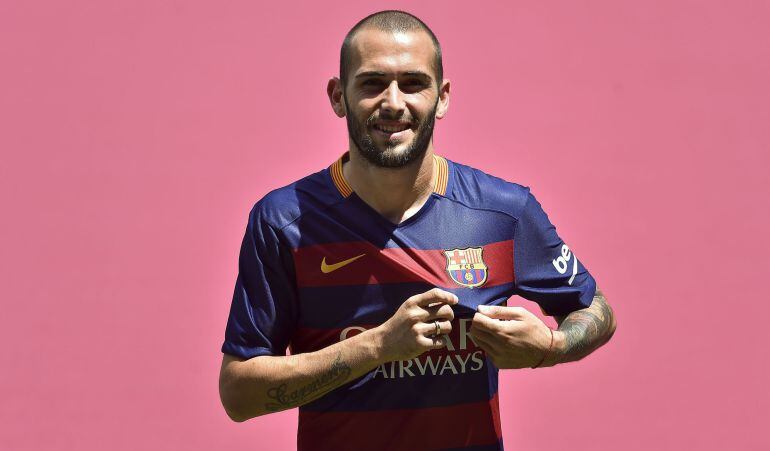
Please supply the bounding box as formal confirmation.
[339,10,443,89]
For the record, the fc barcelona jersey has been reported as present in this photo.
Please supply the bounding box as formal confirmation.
[222,152,597,450]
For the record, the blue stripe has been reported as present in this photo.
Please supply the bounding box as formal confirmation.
[442,439,505,451]
[284,195,515,249]
[301,364,499,412]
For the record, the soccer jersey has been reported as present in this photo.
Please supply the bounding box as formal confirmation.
[222,152,597,451]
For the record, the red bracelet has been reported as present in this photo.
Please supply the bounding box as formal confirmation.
[531,328,554,369]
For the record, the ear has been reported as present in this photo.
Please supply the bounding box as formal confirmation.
[435,78,450,120]
[327,77,347,118]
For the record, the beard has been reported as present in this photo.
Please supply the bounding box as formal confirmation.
[344,95,438,168]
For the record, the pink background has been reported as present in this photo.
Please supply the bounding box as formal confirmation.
[2,1,768,449]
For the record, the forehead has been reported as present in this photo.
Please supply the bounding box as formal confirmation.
[348,28,435,76]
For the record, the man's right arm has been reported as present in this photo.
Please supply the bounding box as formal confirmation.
[220,326,384,422]
[219,288,458,422]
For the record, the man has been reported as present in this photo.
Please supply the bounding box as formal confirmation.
[219,10,616,451]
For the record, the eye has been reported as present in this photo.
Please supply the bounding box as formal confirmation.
[401,80,427,92]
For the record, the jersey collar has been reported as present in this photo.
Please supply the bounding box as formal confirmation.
[329,151,450,198]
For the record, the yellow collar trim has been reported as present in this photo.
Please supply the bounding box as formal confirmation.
[329,152,449,198]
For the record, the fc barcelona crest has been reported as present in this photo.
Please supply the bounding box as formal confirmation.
[443,247,488,288]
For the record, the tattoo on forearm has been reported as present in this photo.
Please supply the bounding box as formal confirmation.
[264,352,352,412]
[557,289,615,363]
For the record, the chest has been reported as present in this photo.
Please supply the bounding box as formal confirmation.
[287,200,518,338]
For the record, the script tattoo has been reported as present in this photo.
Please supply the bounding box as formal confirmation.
[555,289,616,364]
[264,352,352,412]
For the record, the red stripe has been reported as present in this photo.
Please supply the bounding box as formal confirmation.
[294,240,513,288]
[298,393,501,451]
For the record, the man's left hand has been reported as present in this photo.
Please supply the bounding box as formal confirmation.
[470,304,560,369]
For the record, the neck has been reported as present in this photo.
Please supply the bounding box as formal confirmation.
[343,144,436,225]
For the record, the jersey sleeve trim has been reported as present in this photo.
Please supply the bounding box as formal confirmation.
[221,342,278,360]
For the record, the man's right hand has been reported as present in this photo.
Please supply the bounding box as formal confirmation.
[375,288,459,362]
[220,288,459,421]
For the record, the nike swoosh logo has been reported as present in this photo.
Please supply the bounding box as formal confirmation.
[321,254,366,274]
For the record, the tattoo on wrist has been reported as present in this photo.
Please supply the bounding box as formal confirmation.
[264,352,352,411]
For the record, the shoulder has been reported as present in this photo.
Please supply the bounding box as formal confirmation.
[447,159,534,220]
[247,168,344,231]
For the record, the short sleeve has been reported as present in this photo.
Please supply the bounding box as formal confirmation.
[513,190,596,316]
[221,202,298,359]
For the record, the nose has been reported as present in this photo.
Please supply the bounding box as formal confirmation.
[381,80,406,116]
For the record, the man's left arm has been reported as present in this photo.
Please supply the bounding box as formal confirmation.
[470,190,617,369]
[470,288,617,369]
[545,288,616,367]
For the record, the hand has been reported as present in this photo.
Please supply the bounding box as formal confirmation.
[470,304,557,369]
[376,288,458,362]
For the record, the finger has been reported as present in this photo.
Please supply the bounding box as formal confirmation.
[471,311,501,332]
[477,304,529,321]
[417,334,446,349]
[469,329,503,356]
[473,312,528,337]
[470,331,492,351]
[468,318,499,340]
[410,288,459,307]
[418,320,452,337]
[471,329,506,356]
[424,303,455,322]
[468,322,500,344]
[411,303,454,323]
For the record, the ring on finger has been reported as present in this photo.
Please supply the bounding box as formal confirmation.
[433,320,441,337]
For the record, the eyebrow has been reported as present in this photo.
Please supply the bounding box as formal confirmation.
[355,71,432,80]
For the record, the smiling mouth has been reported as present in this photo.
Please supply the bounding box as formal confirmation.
[372,122,412,134]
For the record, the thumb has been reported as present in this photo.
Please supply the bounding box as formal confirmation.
[478,304,526,320]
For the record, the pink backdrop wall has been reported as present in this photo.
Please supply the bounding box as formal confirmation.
[2,1,768,449]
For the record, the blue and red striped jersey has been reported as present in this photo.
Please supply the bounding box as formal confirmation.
[222,152,596,450]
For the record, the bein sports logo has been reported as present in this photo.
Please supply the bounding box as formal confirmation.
[552,243,578,285]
